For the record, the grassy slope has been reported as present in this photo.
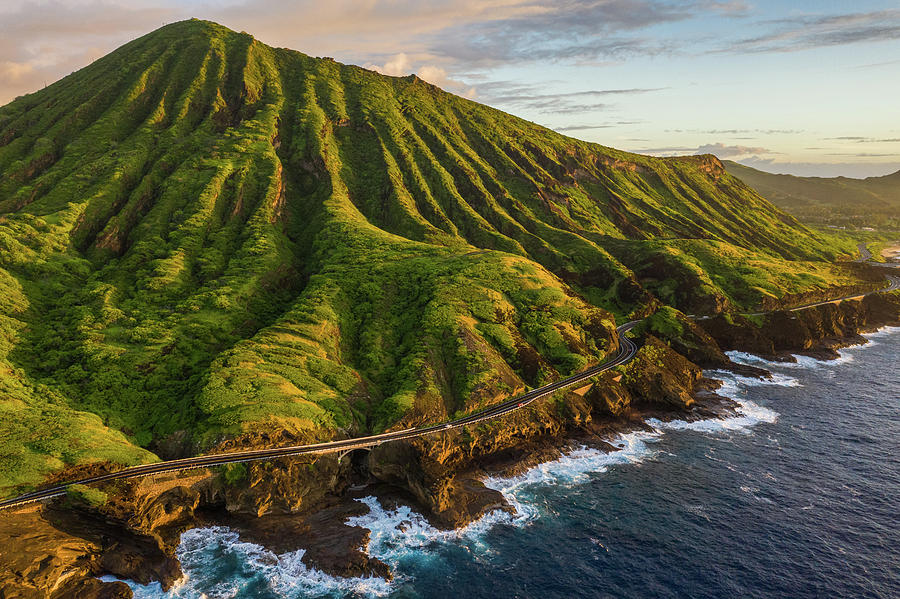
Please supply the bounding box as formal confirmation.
[0,20,862,496]
[724,160,900,228]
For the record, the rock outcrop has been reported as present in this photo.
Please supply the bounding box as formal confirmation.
[701,292,900,359]
[3,290,898,597]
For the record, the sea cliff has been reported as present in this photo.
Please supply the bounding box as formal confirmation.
[3,288,898,597]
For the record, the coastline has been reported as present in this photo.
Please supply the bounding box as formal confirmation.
[2,293,899,598]
[884,243,900,262]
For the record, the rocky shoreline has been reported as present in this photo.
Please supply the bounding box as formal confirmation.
[2,291,898,598]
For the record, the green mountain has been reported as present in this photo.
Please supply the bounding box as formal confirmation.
[724,160,900,228]
[0,20,863,496]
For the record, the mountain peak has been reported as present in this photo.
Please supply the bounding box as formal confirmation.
[0,21,852,495]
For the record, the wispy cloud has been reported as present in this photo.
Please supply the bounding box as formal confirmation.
[476,81,666,114]
[697,142,772,157]
[633,146,697,154]
[554,120,643,132]
[554,124,614,132]
[824,136,900,143]
[826,152,899,158]
[855,58,900,69]
[667,128,803,135]
[634,142,773,158]
[723,9,900,53]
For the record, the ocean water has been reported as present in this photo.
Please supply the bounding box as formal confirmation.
[111,327,900,599]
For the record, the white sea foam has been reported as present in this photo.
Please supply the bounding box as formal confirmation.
[725,326,900,370]
[862,325,900,340]
[105,526,392,599]
[726,350,822,370]
[648,397,778,434]
[483,431,659,498]
[340,431,662,576]
[706,369,801,400]
[346,494,519,567]
[107,345,810,598]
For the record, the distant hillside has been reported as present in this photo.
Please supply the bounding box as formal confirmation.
[724,161,900,228]
[0,19,864,496]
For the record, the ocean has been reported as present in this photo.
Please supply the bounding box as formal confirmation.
[108,326,900,599]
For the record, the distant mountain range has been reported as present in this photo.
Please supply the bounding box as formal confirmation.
[724,161,900,228]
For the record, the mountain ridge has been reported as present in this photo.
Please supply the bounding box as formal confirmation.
[723,160,900,228]
[0,19,867,497]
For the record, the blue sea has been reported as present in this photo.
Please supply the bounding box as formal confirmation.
[110,326,900,599]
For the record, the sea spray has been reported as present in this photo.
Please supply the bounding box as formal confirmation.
[104,526,392,599]
[119,340,877,598]
[482,431,660,501]
[723,324,900,372]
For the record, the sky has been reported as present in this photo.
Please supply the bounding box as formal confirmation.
[1,0,899,178]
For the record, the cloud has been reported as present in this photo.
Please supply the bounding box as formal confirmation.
[0,1,721,103]
[702,0,749,15]
[554,124,614,132]
[428,0,692,67]
[0,60,35,83]
[696,142,770,157]
[824,136,900,143]
[631,146,697,154]
[723,9,900,53]
[826,152,899,158]
[553,120,645,133]
[368,53,414,77]
[213,0,713,68]
[364,53,477,97]
[0,1,176,103]
[667,128,803,135]
[633,142,773,158]
[855,58,900,69]
[475,81,666,114]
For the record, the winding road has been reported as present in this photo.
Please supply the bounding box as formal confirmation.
[3,242,898,512]
[0,323,641,511]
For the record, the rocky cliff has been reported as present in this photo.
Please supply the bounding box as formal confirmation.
[4,286,899,596]
[1,17,896,598]
[702,291,900,359]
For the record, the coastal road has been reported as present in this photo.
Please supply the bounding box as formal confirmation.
[5,247,897,511]
[744,273,900,317]
[688,248,900,320]
[0,323,641,511]
[857,241,900,268]
[857,242,873,262]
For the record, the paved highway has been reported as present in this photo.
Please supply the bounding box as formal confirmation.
[688,246,900,320]
[744,273,900,317]
[0,323,641,511]
[4,244,897,511]
[857,242,873,262]
[857,241,900,268]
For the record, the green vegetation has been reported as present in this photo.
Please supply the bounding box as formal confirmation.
[639,306,685,339]
[724,161,900,229]
[66,483,108,507]
[221,462,248,486]
[608,237,862,311]
[0,19,874,497]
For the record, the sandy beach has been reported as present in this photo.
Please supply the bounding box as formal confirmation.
[884,242,900,262]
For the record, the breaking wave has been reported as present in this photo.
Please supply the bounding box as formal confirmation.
[115,329,900,598]
[102,526,392,598]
